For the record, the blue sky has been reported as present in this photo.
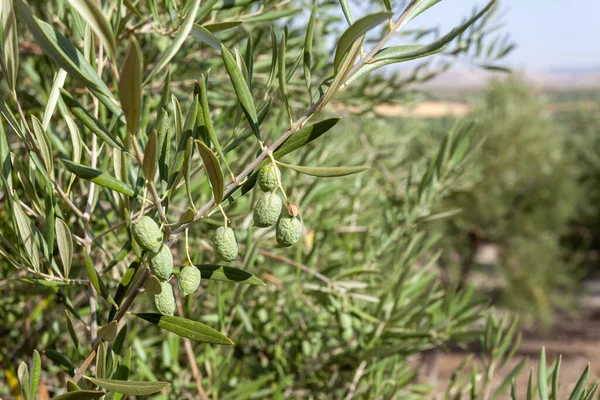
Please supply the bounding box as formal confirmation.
[406,0,600,70]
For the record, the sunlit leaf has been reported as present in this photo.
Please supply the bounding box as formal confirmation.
[118,35,143,135]
[191,24,220,49]
[276,161,369,177]
[83,376,170,395]
[143,132,157,182]
[195,139,224,204]
[274,118,341,158]
[62,159,137,198]
[67,0,116,64]
[55,218,73,279]
[1,0,18,91]
[51,390,106,399]
[333,12,392,73]
[43,69,68,130]
[221,44,259,139]
[83,249,118,308]
[134,313,234,344]
[196,264,265,286]
[60,89,126,152]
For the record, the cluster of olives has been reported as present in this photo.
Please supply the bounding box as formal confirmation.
[132,163,302,316]
[253,163,302,247]
[132,217,200,316]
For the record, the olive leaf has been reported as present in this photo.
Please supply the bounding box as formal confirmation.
[42,69,67,130]
[83,249,118,308]
[31,115,53,174]
[191,24,221,49]
[277,161,369,177]
[97,321,118,342]
[274,118,341,158]
[198,75,232,177]
[118,35,143,136]
[303,0,317,95]
[196,264,265,286]
[55,218,73,279]
[221,44,260,139]
[83,376,170,396]
[66,0,116,64]
[143,132,158,182]
[60,89,127,152]
[64,311,80,350]
[44,350,75,376]
[203,20,243,33]
[62,159,137,198]
[11,195,40,272]
[51,390,106,400]
[134,313,234,344]
[404,0,443,24]
[195,140,224,205]
[333,12,393,73]
[16,0,121,116]
[143,0,217,84]
[278,29,291,121]
[0,0,18,91]
[245,8,300,22]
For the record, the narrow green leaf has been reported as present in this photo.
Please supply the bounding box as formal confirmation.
[84,376,170,395]
[51,390,105,400]
[62,159,137,198]
[44,350,75,376]
[1,0,18,91]
[43,69,68,130]
[66,380,81,392]
[339,0,354,24]
[538,347,549,400]
[12,195,40,272]
[65,311,80,349]
[67,0,116,64]
[191,24,220,49]
[492,358,527,400]
[221,44,259,139]
[98,321,118,342]
[134,313,234,345]
[404,0,443,24]
[278,29,290,118]
[203,20,243,33]
[30,350,41,400]
[83,249,118,308]
[568,366,590,400]
[16,0,121,116]
[118,35,143,135]
[96,342,106,379]
[266,26,277,92]
[195,140,224,205]
[55,218,73,278]
[18,362,29,400]
[303,0,317,95]
[333,12,393,73]
[60,89,127,152]
[274,118,341,159]
[31,116,53,174]
[551,355,561,400]
[143,132,158,181]
[198,75,232,177]
[244,8,300,22]
[113,325,128,355]
[144,0,205,84]
[196,264,265,286]
[277,161,369,177]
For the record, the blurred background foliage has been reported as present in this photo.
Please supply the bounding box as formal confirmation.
[1,0,600,398]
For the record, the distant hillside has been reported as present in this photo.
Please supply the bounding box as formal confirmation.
[416,65,600,92]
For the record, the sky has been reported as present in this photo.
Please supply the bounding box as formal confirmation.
[405,0,600,70]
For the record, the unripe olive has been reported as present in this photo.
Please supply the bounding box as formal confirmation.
[148,244,173,281]
[213,226,238,262]
[178,266,201,297]
[276,211,302,247]
[154,281,175,316]
[253,192,283,227]
[258,163,280,192]
[132,216,163,253]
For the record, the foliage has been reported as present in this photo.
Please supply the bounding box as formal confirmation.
[1,0,597,399]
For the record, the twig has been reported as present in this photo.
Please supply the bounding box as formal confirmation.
[174,285,207,400]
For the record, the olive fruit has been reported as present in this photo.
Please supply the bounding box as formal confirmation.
[132,216,163,253]
[178,266,201,297]
[276,210,302,247]
[154,281,175,316]
[213,226,239,262]
[148,244,173,281]
[253,192,283,227]
[258,163,281,192]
